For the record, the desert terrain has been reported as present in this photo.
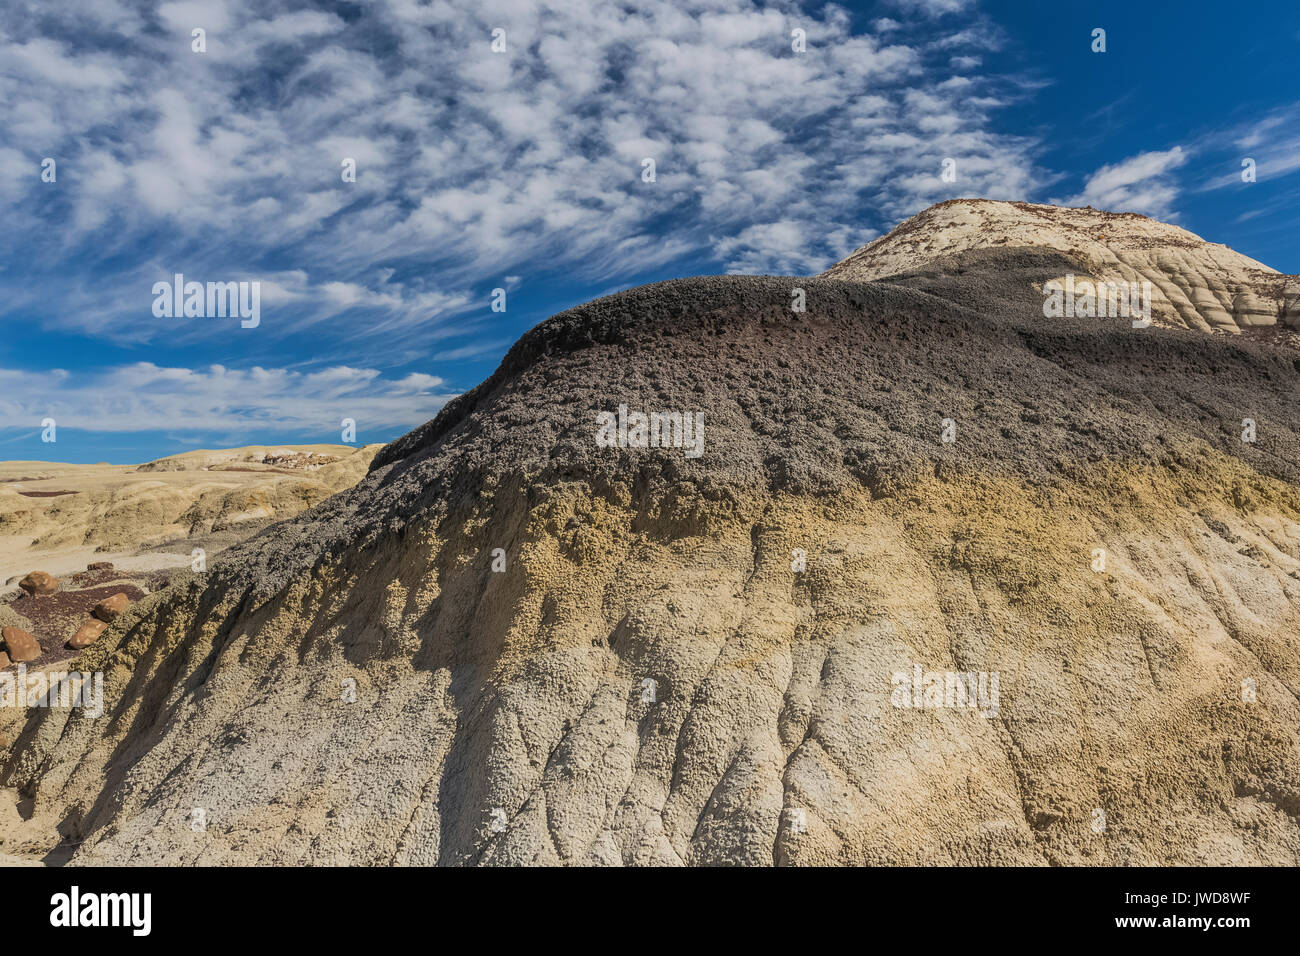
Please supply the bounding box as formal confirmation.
[0,445,381,583]
[3,201,1298,866]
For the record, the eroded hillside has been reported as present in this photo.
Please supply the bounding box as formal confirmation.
[3,209,1299,866]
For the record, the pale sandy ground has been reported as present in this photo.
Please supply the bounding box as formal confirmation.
[0,787,50,865]
[0,445,380,584]
[0,539,193,590]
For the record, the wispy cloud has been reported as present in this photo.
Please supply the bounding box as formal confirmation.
[1196,107,1300,192]
[1056,147,1189,219]
[0,363,453,434]
[0,0,1047,353]
[890,0,976,16]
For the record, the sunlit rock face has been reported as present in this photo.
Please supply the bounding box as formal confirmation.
[824,199,1299,338]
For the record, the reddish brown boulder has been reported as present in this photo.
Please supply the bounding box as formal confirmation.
[0,649,9,669]
[93,593,130,622]
[1,626,40,663]
[68,618,108,650]
[18,571,58,595]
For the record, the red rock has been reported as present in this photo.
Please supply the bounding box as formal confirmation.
[0,649,9,669]
[93,593,130,622]
[1,626,40,663]
[68,619,108,650]
[18,571,58,595]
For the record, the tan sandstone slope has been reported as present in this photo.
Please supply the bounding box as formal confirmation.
[824,199,1300,336]
[2,202,1299,867]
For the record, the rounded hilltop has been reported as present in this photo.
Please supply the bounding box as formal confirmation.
[824,198,1296,336]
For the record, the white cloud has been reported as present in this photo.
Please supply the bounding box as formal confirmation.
[890,0,975,15]
[1198,109,1300,191]
[157,1,234,33]
[714,219,878,274]
[0,363,453,433]
[1057,147,1189,219]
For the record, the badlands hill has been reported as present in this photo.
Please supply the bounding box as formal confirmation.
[133,444,361,473]
[826,199,1299,340]
[3,201,1300,866]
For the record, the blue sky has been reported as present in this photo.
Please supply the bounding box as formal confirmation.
[2,0,1297,463]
